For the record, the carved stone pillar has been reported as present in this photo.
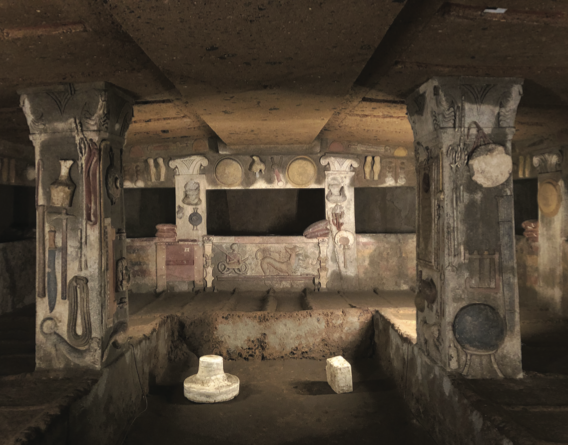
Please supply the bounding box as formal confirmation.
[532,150,567,314]
[320,155,359,290]
[20,82,134,370]
[406,77,523,378]
[169,156,208,241]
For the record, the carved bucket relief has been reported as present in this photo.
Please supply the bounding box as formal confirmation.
[452,303,505,378]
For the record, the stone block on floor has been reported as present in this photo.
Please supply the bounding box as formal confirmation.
[326,356,353,394]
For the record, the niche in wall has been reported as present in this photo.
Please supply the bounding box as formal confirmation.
[207,189,326,236]
[355,187,416,234]
[513,179,538,236]
[0,185,35,243]
[124,188,176,238]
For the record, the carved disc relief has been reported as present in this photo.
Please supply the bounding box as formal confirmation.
[538,180,562,217]
[215,158,243,186]
[453,304,505,353]
[286,156,317,187]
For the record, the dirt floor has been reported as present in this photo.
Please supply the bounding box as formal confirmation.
[123,358,437,445]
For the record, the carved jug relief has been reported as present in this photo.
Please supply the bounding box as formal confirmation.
[50,160,75,208]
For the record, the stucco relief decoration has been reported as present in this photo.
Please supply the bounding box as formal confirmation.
[320,155,359,172]
[104,142,122,205]
[270,156,285,186]
[326,178,346,203]
[116,258,131,292]
[182,180,202,206]
[82,91,109,131]
[532,150,562,174]
[215,158,243,186]
[452,303,506,378]
[466,122,511,188]
[334,230,354,268]
[249,156,266,178]
[189,208,203,230]
[537,180,562,218]
[257,246,301,276]
[286,156,317,187]
[363,156,382,181]
[216,244,249,275]
[50,160,75,207]
[498,84,523,128]
[432,85,456,130]
[330,204,344,231]
[169,155,209,176]
[40,316,100,368]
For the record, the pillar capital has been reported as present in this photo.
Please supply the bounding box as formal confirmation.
[19,82,134,140]
[406,76,523,143]
[169,156,209,176]
[320,154,359,172]
[533,150,563,174]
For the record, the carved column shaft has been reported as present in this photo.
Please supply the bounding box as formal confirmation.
[20,82,134,370]
[406,77,523,378]
[320,155,359,290]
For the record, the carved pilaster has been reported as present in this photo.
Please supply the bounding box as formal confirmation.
[203,236,214,290]
[169,156,209,241]
[19,82,134,371]
[320,155,359,290]
[406,77,523,379]
[532,149,566,313]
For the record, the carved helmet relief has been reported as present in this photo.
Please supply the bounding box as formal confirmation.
[326,178,346,203]
[182,180,201,206]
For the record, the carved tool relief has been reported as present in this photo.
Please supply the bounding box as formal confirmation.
[270,156,285,186]
[116,258,131,292]
[67,276,92,348]
[105,143,122,205]
[329,204,344,231]
[47,225,57,313]
[203,237,214,288]
[334,230,354,268]
[317,238,328,290]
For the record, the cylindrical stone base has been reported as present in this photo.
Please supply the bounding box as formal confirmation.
[184,355,240,403]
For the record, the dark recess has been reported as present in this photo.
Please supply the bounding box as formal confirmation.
[355,187,416,234]
[207,189,325,236]
[0,185,35,243]
[124,188,176,238]
[513,179,538,236]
